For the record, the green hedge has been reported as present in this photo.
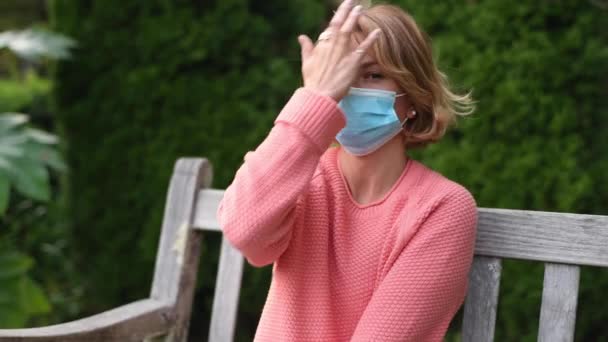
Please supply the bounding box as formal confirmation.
[49,0,326,340]
[50,0,607,341]
[401,1,608,341]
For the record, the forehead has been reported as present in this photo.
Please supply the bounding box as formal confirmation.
[361,56,377,67]
[359,53,379,69]
[350,34,378,66]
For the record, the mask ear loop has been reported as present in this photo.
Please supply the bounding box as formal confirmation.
[395,92,414,130]
[400,109,416,128]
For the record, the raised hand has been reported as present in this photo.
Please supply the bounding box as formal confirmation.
[297,0,381,102]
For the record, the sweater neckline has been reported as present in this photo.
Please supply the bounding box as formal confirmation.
[334,146,413,209]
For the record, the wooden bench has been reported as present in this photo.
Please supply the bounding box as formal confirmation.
[1,158,606,341]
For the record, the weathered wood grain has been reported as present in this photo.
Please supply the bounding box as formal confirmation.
[462,256,502,342]
[193,194,608,267]
[537,263,580,342]
[207,236,245,342]
[192,188,224,232]
[0,299,171,341]
[475,208,608,267]
[150,158,212,341]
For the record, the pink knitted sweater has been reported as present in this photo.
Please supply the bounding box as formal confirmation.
[217,87,478,341]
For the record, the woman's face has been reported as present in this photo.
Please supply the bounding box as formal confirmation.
[350,36,413,123]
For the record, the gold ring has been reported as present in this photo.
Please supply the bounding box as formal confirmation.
[317,30,333,41]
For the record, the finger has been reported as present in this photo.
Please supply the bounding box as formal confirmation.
[340,5,362,33]
[353,29,381,61]
[329,0,354,30]
[298,35,314,62]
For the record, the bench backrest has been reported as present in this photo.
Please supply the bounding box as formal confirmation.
[1,157,606,342]
[190,158,608,342]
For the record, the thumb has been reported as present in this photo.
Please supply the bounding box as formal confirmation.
[298,35,314,63]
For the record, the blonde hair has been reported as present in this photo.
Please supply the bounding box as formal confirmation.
[347,1,475,149]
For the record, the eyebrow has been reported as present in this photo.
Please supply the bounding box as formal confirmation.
[361,61,379,68]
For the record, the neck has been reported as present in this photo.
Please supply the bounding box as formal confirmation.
[337,135,409,205]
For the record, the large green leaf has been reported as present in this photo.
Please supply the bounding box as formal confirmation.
[19,277,51,316]
[0,155,19,178]
[24,128,59,145]
[0,113,28,134]
[10,157,50,201]
[0,250,50,328]
[0,252,33,280]
[0,28,76,61]
[22,141,67,172]
[0,113,65,205]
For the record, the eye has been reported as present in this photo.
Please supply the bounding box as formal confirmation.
[363,72,384,80]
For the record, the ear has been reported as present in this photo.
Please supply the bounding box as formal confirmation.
[407,108,417,119]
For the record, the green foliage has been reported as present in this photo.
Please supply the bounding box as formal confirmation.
[49,0,327,339]
[0,28,76,61]
[49,0,607,340]
[0,21,74,327]
[0,72,50,114]
[404,0,608,214]
[0,111,68,327]
[399,1,608,341]
[0,250,51,327]
[2,193,84,327]
[0,113,66,212]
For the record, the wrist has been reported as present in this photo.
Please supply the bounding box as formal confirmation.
[275,87,346,152]
[303,86,341,103]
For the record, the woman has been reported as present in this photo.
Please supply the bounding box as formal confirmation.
[217,0,478,340]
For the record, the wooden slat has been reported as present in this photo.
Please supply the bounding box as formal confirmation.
[462,256,502,342]
[193,188,245,341]
[474,208,608,267]
[195,196,608,270]
[150,158,213,341]
[192,188,224,231]
[0,299,171,341]
[537,263,580,342]
[208,236,245,342]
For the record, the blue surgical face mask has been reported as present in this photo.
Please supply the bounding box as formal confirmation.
[336,87,408,156]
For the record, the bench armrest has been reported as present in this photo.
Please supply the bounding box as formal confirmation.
[0,299,173,342]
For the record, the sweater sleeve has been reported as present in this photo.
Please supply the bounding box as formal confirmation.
[216,87,346,268]
[350,186,479,341]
